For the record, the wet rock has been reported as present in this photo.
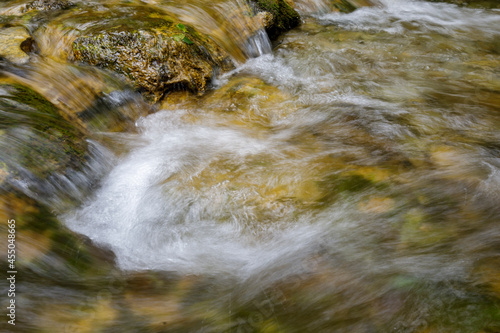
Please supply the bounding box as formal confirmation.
[25,0,74,12]
[474,257,500,298]
[35,295,118,332]
[328,0,364,12]
[292,0,376,14]
[12,60,148,133]
[202,76,293,116]
[358,196,395,214]
[68,6,234,101]
[0,189,116,278]
[162,75,296,127]
[398,207,456,249]
[0,26,35,65]
[0,80,88,180]
[248,0,301,40]
[315,0,378,13]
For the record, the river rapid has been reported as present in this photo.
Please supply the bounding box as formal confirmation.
[2,0,500,332]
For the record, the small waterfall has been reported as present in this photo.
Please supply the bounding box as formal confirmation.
[160,0,272,62]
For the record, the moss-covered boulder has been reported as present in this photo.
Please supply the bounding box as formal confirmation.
[0,60,149,198]
[248,0,301,40]
[65,5,234,101]
[0,80,88,181]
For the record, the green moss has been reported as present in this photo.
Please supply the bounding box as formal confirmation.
[0,83,87,178]
[250,0,301,40]
[0,190,115,277]
[72,20,234,100]
[335,174,373,192]
[255,0,279,12]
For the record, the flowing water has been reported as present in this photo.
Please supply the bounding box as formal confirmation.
[1,0,500,332]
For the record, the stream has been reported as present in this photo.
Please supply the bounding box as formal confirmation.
[1,0,500,332]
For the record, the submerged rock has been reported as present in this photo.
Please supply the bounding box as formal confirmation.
[0,189,116,279]
[291,0,376,14]
[67,6,234,101]
[0,26,36,64]
[248,0,301,40]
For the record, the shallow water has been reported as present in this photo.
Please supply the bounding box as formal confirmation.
[1,0,500,332]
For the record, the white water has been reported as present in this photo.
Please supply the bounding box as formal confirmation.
[320,0,500,36]
[63,0,500,287]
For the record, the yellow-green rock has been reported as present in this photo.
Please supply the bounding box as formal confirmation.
[0,26,33,64]
[67,5,234,101]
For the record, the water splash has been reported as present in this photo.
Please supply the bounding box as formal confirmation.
[160,0,272,62]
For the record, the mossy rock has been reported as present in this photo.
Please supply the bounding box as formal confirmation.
[0,189,116,278]
[320,0,377,13]
[25,0,74,12]
[248,0,301,40]
[64,5,234,101]
[0,81,87,180]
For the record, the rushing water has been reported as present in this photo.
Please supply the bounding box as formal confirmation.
[2,0,500,332]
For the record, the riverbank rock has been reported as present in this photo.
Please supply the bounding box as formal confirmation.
[0,26,35,64]
[67,6,234,102]
[248,0,301,40]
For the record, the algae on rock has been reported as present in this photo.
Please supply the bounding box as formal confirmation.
[0,81,88,179]
[24,0,74,12]
[248,0,301,40]
[67,6,234,101]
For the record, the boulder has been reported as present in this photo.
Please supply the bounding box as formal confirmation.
[24,0,74,12]
[248,0,301,40]
[68,6,234,102]
[327,0,378,13]
[0,188,117,279]
[0,80,88,180]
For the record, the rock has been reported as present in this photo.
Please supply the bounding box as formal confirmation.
[323,0,379,13]
[9,59,148,133]
[0,26,35,65]
[292,0,376,14]
[248,0,301,40]
[358,196,395,214]
[201,76,293,118]
[68,6,234,101]
[0,80,88,180]
[398,207,456,249]
[474,257,500,298]
[0,189,116,278]
[24,0,74,12]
